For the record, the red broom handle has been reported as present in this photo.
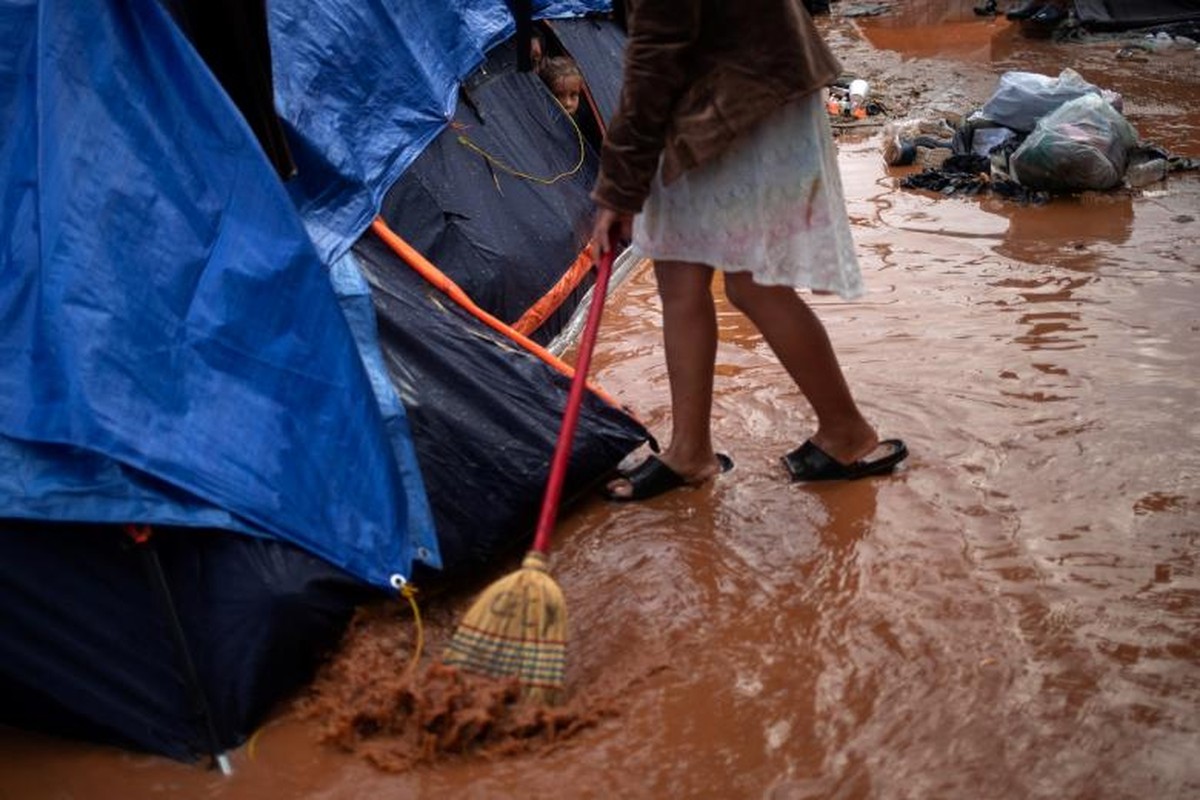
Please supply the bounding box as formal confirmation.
[530,249,614,555]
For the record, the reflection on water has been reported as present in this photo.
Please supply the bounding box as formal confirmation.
[856,4,1017,63]
[3,2,1200,798]
[984,193,1135,267]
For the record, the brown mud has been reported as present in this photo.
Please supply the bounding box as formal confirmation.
[2,2,1198,798]
[297,605,612,773]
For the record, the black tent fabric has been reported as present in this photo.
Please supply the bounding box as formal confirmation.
[1073,0,1200,29]
[354,231,648,585]
[0,521,371,761]
[383,36,601,344]
[361,22,649,585]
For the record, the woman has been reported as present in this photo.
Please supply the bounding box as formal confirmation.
[591,0,907,501]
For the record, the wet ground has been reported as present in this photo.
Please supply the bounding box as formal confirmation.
[3,2,1198,798]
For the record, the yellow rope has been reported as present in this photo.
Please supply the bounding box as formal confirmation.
[247,581,424,763]
[454,102,586,185]
[399,582,424,674]
[247,724,267,760]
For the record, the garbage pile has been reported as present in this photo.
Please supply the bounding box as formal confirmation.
[886,68,1198,202]
[827,77,890,122]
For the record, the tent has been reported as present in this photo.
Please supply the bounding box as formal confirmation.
[0,0,645,763]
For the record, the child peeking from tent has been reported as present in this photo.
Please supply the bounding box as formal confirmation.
[539,56,583,116]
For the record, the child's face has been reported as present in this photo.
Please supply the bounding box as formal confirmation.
[552,75,583,116]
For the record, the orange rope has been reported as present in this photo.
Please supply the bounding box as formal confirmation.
[369,217,624,410]
[512,247,595,336]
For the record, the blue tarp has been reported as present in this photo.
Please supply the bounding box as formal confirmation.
[0,0,443,588]
[0,0,618,589]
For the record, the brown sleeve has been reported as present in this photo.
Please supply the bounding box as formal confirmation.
[591,0,701,214]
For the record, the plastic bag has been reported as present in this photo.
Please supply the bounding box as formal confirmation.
[1009,94,1139,192]
[979,68,1103,133]
[970,125,1018,156]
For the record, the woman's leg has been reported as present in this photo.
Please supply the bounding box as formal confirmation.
[723,272,879,465]
[606,259,726,498]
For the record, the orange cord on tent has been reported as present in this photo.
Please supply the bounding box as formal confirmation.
[512,246,594,336]
[369,217,624,410]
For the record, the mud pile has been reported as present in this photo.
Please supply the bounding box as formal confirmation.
[297,603,612,772]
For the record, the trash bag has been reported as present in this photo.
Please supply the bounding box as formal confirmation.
[979,68,1108,133]
[970,126,1019,157]
[1009,94,1139,192]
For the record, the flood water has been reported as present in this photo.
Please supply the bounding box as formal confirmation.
[3,2,1198,798]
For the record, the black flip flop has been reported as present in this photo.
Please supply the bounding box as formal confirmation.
[782,439,908,482]
[604,453,734,502]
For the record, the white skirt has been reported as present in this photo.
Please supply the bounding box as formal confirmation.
[632,90,863,299]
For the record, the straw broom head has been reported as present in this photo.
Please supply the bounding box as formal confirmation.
[443,551,566,704]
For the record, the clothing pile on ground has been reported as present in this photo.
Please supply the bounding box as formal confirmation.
[886,67,1199,202]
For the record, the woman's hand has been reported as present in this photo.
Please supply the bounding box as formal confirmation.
[590,206,634,259]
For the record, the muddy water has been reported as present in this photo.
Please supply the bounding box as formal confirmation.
[3,3,1199,798]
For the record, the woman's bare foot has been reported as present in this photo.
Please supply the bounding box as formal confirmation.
[783,415,908,482]
[604,450,731,501]
[808,420,880,468]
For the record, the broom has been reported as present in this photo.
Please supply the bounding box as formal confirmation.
[443,248,615,704]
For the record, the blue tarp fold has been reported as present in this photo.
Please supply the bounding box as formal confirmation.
[0,0,437,588]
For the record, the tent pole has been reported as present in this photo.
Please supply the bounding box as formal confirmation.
[507,0,533,71]
[126,525,233,775]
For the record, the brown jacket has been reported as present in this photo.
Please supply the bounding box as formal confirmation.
[592,0,841,214]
